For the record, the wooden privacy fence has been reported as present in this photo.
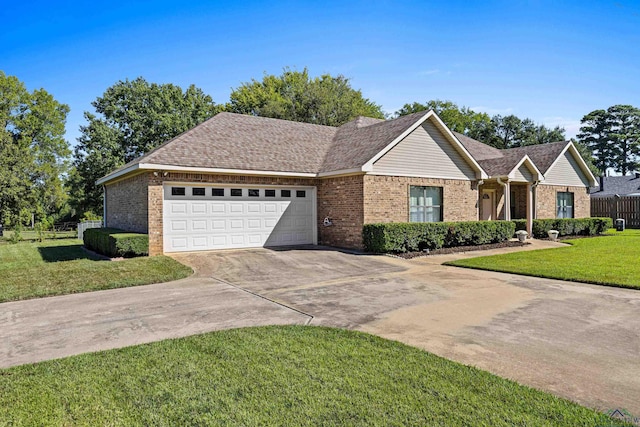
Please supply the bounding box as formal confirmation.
[591,196,640,228]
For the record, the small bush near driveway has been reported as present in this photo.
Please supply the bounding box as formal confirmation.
[84,228,149,257]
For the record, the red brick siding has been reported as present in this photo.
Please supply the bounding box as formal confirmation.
[536,184,590,219]
[105,173,149,233]
[363,175,478,223]
[316,175,365,249]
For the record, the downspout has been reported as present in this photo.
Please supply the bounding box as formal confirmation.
[103,185,107,228]
[476,180,484,220]
[496,177,510,221]
[531,180,541,219]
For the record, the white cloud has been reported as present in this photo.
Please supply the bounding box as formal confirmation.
[542,116,581,139]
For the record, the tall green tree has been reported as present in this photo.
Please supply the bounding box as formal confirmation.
[578,105,640,175]
[395,100,492,137]
[228,67,384,126]
[71,77,221,216]
[0,72,70,226]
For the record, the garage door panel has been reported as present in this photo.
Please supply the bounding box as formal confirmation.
[191,203,207,214]
[164,185,314,252]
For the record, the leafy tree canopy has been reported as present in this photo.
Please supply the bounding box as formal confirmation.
[578,105,640,176]
[228,67,384,126]
[0,72,70,226]
[70,77,221,216]
[395,100,565,149]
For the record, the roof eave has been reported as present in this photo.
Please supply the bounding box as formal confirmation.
[97,163,318,185]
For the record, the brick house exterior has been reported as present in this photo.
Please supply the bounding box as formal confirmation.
[99,111,598,255]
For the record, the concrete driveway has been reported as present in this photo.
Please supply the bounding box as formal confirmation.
[174,244,640,414]
[2,242,639,415]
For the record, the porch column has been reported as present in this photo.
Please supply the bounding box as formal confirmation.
[504,181,511,221]
[526,183,533,237]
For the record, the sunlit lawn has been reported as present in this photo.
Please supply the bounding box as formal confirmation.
[447,229,640,289]
[0,326,626,426]
[0,238,192,302]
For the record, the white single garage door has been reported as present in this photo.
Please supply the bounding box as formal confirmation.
[163,184,316,252]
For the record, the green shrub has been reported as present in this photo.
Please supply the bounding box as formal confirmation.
[83,228,148,257]
[527,217,612,238]
[363,221,515,253]
[8,224,22,244]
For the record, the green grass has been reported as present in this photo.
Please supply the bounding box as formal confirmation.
[0,326,626,426]
[446,229,640,289]
[0,239,192,302]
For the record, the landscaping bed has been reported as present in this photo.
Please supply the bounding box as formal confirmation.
[393,240,529,259]
[0,326,625,426]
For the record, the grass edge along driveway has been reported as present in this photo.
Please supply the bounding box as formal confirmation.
[0,239,192,302]
[0,326,628,426]
[445,229,640,289]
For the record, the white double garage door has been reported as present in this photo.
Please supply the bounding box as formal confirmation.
[163,184,317,252]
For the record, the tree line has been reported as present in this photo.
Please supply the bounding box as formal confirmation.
[1,68,638,226]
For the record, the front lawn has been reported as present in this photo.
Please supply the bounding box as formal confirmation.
[0,239,192,302]
[0,326,625,426]
[446,229,640,289]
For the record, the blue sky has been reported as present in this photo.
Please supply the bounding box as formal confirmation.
[2,0,639,145]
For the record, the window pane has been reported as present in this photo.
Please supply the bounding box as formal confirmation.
[410,206,424,222]
[211,188,224,196]
[265,189,276,197]
[248,189,259,197]
[410,186,423,206]
[192,187,205,196]
[281,190,291,197]
[171,187,185,196]
[296,190,306,198]
[231,189,242,197]
[425,187,441,206]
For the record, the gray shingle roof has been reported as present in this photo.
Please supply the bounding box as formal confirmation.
[100,110,581,184]
[454,131,569,176]
[590,175,640,197]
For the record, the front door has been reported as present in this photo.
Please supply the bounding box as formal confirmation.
[481,190,495,220]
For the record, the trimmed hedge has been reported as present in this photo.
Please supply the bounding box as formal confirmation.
[363,220,515,253]
[83,228,149,258]
[513,217,612,238]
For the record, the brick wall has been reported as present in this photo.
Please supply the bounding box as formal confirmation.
[105,173,149,233]
[316,175,364,249]
[536,184,590,219]
[364,175,478,224]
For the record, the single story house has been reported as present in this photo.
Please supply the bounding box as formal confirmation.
[97,110,598,255]
[589,173,640,198]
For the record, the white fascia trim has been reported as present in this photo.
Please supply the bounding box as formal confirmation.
[141,164,317,177]
[316,168,364,177]
[96,164,140,185]
[97,163,317,185]
[367,171,474,181]
[507,155,543,182]
[361,110,488,180]
[545,142,598,187]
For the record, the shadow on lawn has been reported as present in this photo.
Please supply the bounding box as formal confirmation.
[37,245,103,263]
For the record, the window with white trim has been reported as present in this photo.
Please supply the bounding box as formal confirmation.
[409,186,443,222]
[556,192,574,218]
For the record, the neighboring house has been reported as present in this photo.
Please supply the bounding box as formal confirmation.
[589,174,640,197]
[97,110,598,255]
